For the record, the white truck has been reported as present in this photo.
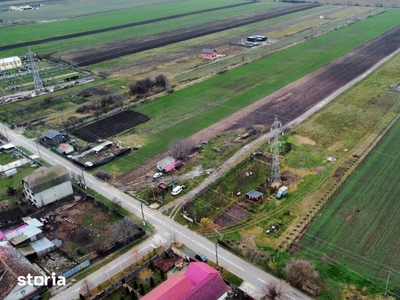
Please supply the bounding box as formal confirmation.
[276,186,288,199]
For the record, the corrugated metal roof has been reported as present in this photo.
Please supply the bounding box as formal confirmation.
[0,56,21,64]
[22,217,43,228]
[5,225,42,246]
[44,129,61,139]
[30,237,55,253]
[246,190,263,198]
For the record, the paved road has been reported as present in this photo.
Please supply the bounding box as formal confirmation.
[4,129,311,300]
[3,46,397,300]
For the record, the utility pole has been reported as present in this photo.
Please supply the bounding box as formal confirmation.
[141,202,146,226]
[215,240,219,270]
[81,169,86,188]
[36,136,42,160]
[28,47,43,91]
[270,115,282,186]
[384,269,392,296]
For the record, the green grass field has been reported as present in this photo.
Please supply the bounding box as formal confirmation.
[0,1,285,57]
[300,118,400,286]
[99,9,400,174]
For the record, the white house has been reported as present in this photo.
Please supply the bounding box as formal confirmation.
[22,165,73,208]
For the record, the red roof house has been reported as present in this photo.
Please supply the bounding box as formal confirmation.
[245,190,264,202]
[142,262,228,300]
[202,48,218,60]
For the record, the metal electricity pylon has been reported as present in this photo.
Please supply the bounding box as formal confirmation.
[28,47,43,91]
[270,115,282,186]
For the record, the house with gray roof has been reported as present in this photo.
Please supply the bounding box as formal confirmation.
[43,130,66,146]
[22,165,73,208]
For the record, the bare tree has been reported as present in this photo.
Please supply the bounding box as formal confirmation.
[75,226,93,245]
[131,247,139,265]
[261,280,284,300]
[170,139,195,160]
[112,218,138,244]
[82,278,94,296]
[95,170,111,181]
[154,74,166,87]
[112,196,122,210]
[284,259,319,290]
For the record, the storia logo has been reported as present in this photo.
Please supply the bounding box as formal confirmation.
[18,273,66,286]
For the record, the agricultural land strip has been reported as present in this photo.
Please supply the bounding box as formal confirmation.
[0,2,255,52]
[113,12,400,186]
[299,118,400,285]
[68,4,319,66]
[72,111,150,143]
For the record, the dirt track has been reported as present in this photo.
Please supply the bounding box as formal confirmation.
[114,24,400,188]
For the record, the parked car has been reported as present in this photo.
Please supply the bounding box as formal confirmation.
[171,185,183,196]
[153,172,163,179]
[168,180,178,188]
[195,252,208,262]
[4,98,12,103]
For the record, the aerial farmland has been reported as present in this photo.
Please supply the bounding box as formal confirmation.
[1,0,400,299]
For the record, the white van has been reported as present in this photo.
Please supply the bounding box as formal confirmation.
[171,185,183,196]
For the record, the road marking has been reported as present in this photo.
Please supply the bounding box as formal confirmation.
[257,277,268,284]
[195,242,244,270]
[284,293,296,300]
[152,234,167,246]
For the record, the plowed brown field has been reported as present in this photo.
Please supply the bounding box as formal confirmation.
[114,25,400,188]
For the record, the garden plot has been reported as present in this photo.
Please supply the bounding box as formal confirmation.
[72,110,149,142]
[214,202,251,229]
[36,197,143,264]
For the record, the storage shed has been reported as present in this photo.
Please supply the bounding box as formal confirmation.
[202,48,218,60]
[0,56,22,71]
[247,35,267,43]
[245,190,264,202]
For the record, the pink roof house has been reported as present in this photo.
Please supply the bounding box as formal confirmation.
[142,262,228,300]
[141,275,193,300]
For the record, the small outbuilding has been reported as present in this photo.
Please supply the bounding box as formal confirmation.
[0,56,22,71]
[247,35,267,43]
[0,143,15,153]
[245,190,264,202]
[202,48,218,60]
[57,143,74,155]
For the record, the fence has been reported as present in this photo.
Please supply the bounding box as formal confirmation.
[90,248,170,300]
[13,147,43,167]
[62,260,90,279]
